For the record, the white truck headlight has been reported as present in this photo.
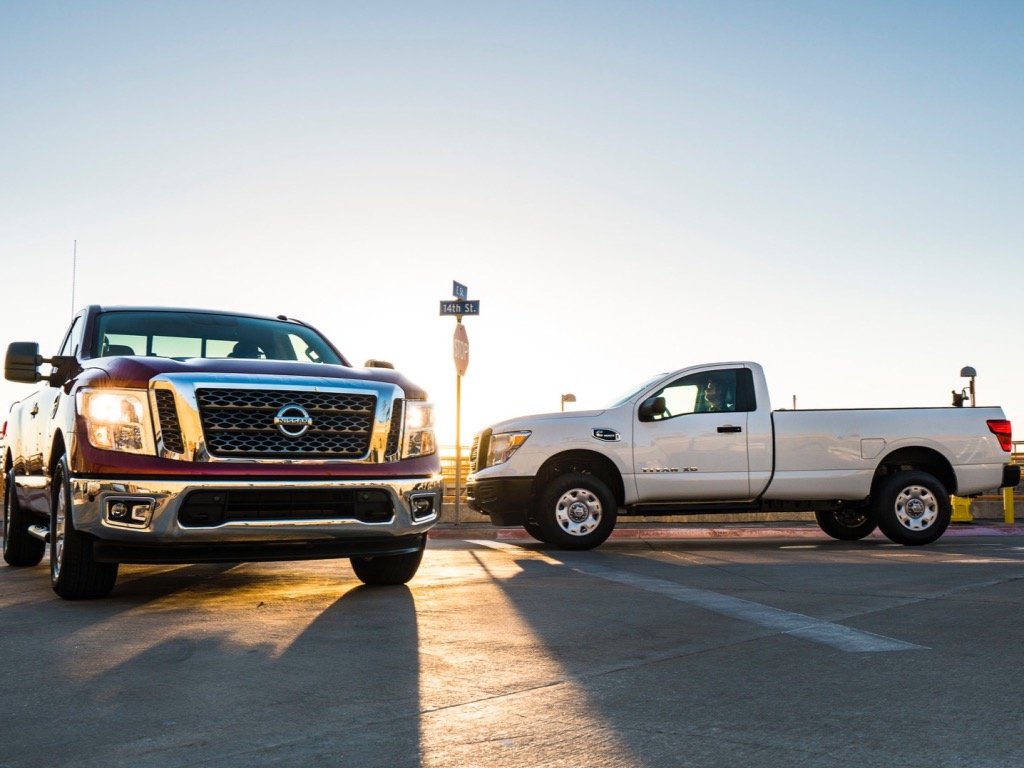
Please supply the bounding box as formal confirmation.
[402,400,436,458]
[487,431,531,467]
[77,389,156,455]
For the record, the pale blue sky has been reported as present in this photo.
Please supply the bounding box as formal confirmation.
[2,2,1022,445]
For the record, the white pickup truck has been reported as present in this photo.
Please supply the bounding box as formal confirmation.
[466,362,1019,549]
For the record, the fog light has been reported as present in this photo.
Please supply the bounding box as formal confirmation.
[106,498,154,527]
[410,495,435,521]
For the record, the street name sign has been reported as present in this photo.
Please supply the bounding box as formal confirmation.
[439,300,480,316]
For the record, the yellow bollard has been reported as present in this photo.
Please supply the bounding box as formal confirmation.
[1004,486,1015,524]
[951,495,973,523]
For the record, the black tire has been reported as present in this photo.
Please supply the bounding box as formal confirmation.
[350,541,425,586]
[51,457,118,600]
[872,470,951,546]
[523,517,550,544]
[535,472,617,551]
[814,506,877,541]
[3,467,46,567]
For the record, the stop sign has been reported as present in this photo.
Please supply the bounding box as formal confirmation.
[453,323,469,376]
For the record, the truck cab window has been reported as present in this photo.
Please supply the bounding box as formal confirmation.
[642,369,749,421]
[41,316,85,378]
[91,311,345,365]
[58,316,84,357]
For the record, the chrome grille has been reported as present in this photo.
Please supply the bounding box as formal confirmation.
[471,428,492,472]
[470,433,481,473]
[386,398,404,458]
[196,388,376,458]
[155,389,185,454]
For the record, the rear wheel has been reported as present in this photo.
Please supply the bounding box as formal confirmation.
[814,506,877,541]
[535,473,617,551]
[873,470,951,546]
[350,540,425,585]
[3,467,46,567]
[51,457,118,600]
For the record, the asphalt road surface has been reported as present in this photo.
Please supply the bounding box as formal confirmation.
[2,532,1023,768]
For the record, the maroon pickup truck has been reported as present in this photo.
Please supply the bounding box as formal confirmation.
[2,305,442,599]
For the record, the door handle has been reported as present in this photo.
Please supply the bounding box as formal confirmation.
[717,425,742,433]
[30,404,39,418]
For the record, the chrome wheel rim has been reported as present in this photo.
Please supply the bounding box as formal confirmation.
[2,477,10,557]
[554,488,602,536]
[52,480,67,580]
[894,485,938,531]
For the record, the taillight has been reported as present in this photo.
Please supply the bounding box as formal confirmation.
[987,419,1012,452]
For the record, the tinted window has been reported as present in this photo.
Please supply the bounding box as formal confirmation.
[92,311,345,365]
[58,316,84,357]
[641,368,755,421]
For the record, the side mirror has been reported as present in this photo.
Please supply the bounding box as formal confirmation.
[5,343,78,386]
[5,342,42,383]
[638,395,667,422]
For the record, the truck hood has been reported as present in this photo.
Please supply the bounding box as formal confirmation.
[80,357,429,399]
[485,409,608,433]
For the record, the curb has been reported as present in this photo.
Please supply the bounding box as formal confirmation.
[427,522,1024,541]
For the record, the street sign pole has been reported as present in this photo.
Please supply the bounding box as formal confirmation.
[455,318,462,525]
[441,281,479,527]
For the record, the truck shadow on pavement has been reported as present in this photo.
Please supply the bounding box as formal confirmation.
[477,537,1024,767]
[1,561,424,768]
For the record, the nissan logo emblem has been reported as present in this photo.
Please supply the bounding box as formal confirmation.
[274,405,313,437]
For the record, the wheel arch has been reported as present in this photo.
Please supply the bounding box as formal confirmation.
[48,431,69,480]
[533,450,626,507]
[872,446,956,496]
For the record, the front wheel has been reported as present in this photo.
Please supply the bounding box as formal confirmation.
[350,541,425,586]
[814,507,877,541]
[872,470,951,546]
[4,467,46,567]
[535,473,617,551]
[51,457,118,600]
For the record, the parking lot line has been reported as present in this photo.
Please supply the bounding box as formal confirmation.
[468,540,928,654]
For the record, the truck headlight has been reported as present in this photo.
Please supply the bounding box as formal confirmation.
[487,431,530,467]
[402,400,436,458]
[77,389,156,455]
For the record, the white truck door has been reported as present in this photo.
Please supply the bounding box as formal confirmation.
[633,367,752,501]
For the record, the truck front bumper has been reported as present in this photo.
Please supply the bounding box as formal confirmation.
[466,476,533,526]
[92,533,427,564]
[70,474,442,564]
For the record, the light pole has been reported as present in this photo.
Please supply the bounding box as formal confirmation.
[561,393,576,412]
[961,366,977,407]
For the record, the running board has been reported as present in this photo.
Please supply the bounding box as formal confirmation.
[27,525,50,543]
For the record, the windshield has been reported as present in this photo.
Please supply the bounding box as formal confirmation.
[605,374,665,409]
[92,311,346,365]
